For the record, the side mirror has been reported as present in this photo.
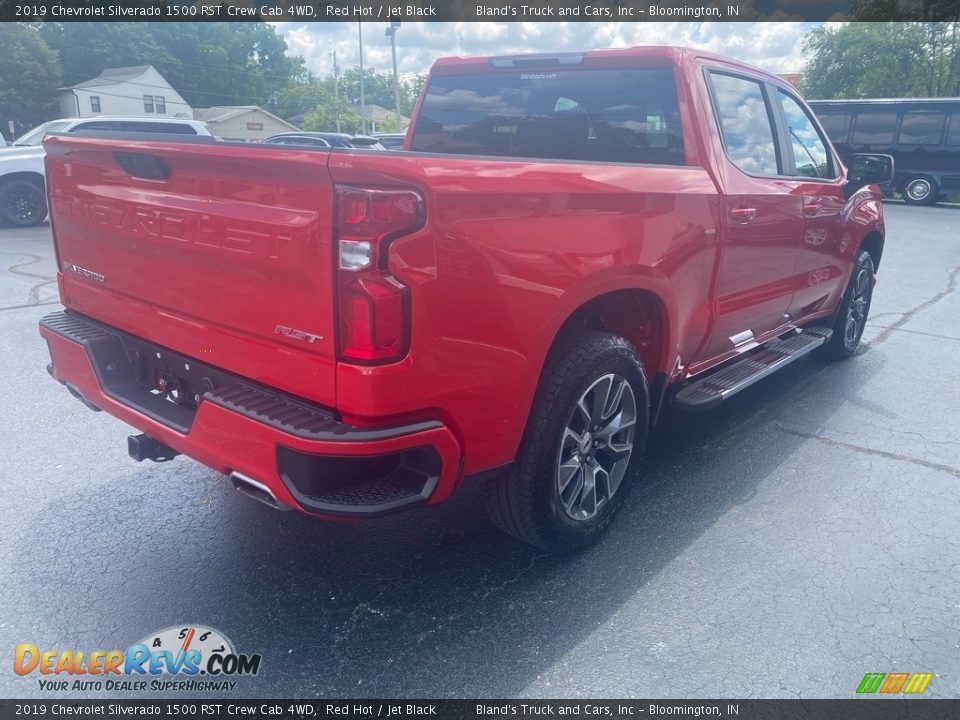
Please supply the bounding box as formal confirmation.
[848,153,895,186]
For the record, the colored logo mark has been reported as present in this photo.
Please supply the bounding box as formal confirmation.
[857,672,932,694]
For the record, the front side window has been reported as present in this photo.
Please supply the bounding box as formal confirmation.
[291,137,330,148]
[90,96,101,113]
[709,73,779,176]
[155,96,166,114]
[73,121,116,132]
[143,95,154,113]
[778,91,833,178]
[897,112,945,145]
[117,121,197,135]
[410,68,685,165]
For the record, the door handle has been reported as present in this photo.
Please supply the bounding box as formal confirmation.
[803,201,824,216]
[729,207,757,224]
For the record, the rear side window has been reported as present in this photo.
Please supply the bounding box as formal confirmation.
[897,112,945,145]
[851,113,897,144]
[410,68,685,165]
[708,73,779,176]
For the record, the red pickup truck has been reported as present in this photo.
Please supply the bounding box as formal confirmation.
[40,47,892,552]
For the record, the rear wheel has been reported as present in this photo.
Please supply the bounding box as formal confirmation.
[485,330,649,552]
[817,250,875,360]
[902,175,938,206]
[0,179,47,227]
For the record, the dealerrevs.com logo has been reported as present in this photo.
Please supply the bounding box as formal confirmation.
[14,625,261,692]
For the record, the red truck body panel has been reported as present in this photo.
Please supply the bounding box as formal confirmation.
[329,151,720,469]
[45,137,340,407]
[40,46,885,523]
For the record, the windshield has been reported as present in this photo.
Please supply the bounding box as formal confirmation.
[14,120,73,147]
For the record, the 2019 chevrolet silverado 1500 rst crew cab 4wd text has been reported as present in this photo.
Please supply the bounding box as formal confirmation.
[39,47,893,551]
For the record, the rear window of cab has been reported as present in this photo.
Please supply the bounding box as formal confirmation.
[410,68,685,166]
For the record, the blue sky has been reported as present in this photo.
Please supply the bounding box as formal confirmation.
[273,22,824,80]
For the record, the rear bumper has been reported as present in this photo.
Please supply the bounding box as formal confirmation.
[39,311,463,519]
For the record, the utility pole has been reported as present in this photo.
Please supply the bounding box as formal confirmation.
[331,50,341,133]
[386,22,402,131]
[358,22,366,135]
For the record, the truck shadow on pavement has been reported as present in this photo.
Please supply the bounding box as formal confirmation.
[12,348,881,698]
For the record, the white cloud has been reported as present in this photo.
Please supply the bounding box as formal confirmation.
[274,21,817,78]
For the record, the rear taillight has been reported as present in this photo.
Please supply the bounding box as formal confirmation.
[335,185,424,363]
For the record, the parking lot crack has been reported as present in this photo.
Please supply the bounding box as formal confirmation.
[871,263,960,345]
[0,251,58,306]
[774,424,960,479]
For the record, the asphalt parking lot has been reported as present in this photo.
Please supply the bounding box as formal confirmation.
[1,203,958,700]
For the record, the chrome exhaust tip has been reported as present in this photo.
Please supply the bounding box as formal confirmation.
[229,471,291,511]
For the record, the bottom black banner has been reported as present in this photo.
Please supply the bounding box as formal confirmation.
[1,700,958,720]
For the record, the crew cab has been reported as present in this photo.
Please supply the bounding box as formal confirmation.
[0,116,210,227]
[39,47,892,551]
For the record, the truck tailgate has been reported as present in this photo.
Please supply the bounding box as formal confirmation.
[44,135,338,408]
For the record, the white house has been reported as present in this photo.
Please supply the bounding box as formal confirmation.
[355,103,410,133]
[192,106,298,142]
[57,65,193,119]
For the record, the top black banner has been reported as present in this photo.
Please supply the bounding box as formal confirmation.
[2,0,960,23]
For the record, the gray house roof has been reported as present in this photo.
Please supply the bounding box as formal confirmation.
[193,105,298,131]
[193,106,260,123]
[354,103,410,126]
[61,65,155,90]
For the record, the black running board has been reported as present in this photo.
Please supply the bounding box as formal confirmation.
[673,327,832,412]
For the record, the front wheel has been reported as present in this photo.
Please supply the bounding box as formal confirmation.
[0,179,47,227]
[816,250,876,360]
[902,175,938,206]
[485,330,649,552]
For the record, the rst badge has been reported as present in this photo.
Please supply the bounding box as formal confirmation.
[274,325,323,344]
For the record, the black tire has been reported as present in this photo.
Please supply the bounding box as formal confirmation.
[0,179,47,227]
[816,250,876,360]
[485,330,649,552]
[901,175,938,206]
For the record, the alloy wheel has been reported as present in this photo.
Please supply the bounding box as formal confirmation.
[556,373,637,521]
[845,267,873,347]
[3,186,44,225]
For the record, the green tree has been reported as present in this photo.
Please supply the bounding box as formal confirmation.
[339,67,425,118]
[302,102,361,134]
[275,75,336,121]
[801,22,960,99]
[0,24,62,137]
[378,112,401,133]
[38,22,301,110]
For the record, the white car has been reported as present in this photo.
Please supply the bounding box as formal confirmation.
[0,116,210,227]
